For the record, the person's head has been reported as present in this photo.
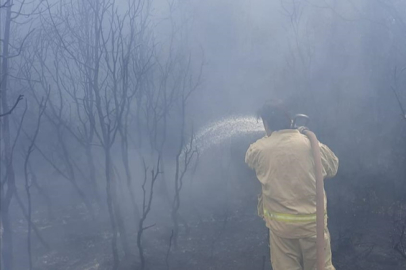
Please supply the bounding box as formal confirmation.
[257,101,292,135]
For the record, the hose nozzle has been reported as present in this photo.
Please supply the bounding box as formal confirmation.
[291,114,310,129]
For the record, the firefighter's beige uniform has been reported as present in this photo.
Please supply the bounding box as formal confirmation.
[245,129,338,270]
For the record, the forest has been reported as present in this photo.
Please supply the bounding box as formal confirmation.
[1,0,406,269]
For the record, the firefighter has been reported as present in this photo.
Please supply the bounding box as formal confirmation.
[245,102,338,270]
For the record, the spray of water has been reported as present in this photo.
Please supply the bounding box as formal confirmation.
[193,116,265,153]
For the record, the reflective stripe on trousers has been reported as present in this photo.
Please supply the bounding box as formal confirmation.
[264,209,317,223]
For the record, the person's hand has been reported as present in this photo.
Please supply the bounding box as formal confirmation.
[297,126,309,133]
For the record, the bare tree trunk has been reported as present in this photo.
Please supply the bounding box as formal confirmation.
[85,145,99,203]
[104,145,119,269]
[2,208,13,270]
[58,126,94,217]
[1,1,15,268]
[111,161,130,257]
[13,191,50,250]
[137,158,160,270]
[23,97,47,270]
[28,162,54,220]
[157,160,171,206]
[23,168,33,270]
[171,103,197,248]
[120,133,141,224]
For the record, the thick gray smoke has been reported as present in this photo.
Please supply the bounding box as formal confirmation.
[1,1,406,270]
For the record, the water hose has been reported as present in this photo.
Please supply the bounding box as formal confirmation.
[292,115,324,270]
[303,129,325,270]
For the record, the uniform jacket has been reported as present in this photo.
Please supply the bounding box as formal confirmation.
[245,129,339,238]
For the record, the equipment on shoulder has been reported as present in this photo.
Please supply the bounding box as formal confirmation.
[291,114,310,129]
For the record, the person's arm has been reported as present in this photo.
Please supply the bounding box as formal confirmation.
[245,142,260,170]
[319,143,339,179]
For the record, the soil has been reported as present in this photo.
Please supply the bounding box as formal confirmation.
[8,141,406,270]
[10,188,406,270]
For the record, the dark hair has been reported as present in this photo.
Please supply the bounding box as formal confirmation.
[257,101,291,131]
